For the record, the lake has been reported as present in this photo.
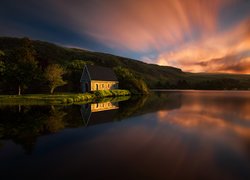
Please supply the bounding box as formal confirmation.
[1,91,250,179]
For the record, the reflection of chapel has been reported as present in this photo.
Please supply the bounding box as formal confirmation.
[80,65,119,93]
[80,101,119,127]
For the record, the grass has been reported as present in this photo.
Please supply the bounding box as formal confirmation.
[0,89,131,105]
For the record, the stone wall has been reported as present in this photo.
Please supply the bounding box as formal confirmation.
[90,80,119,91]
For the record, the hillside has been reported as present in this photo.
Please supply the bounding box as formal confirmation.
[0,37,250,92]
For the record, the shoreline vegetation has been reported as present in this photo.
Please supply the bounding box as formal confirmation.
[0,90,131,105]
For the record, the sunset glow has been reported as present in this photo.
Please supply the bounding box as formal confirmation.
[1,0,250,73]
[157,92,250,137]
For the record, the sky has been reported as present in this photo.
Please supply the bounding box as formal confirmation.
[0,0,250,73]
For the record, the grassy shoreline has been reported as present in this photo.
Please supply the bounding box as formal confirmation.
[0,90,131,105]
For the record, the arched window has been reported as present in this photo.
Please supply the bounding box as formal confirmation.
[96,84,98,90]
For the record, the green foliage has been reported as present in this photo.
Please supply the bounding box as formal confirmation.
[0,50,5,87]
[44,64,67,94]
[0,106,69,153]
[114,67,149,94]
[94,90,113,97]
[1,37,250,92]
[0,61,5,76]
[193,78,242,90]
[64,60,94,92]
[67,98,74,103]
[110,89,131,96]
[0,90,130,105]
[0,37,184,92]
[0,50,4,70]
[93,90,130,98]
[0,50,4,57]
[4,38,41,95]
[66,60,94,70]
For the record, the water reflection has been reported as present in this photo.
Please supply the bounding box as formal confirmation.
[0,106,71,154]
[116,92,181,118]
[0,94,181,153]
[81,101,119,127]
[1,91,250,179]
[156,91,250,138]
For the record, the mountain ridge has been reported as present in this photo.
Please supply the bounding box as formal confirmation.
[0,36,250,90]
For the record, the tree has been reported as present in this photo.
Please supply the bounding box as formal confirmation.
[0,50,4,57]
[0,50,5,93]
[114,67,149,94]
[65,60,94,92]
[44,64,67,94]
[4,38,40,95]
[66,60,93,70]
[0,50,5,77]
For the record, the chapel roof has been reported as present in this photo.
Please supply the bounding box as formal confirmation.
[86,65,118,81]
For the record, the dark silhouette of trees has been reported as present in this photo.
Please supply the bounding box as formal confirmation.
[4,38,41,95]
[114,67,149,94]
[0,50,5,78]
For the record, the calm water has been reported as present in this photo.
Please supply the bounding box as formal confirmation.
[1,91,250,179]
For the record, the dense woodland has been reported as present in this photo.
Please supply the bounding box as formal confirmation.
[0,37,250,95]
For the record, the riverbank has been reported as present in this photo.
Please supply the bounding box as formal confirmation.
[0,90,131,105]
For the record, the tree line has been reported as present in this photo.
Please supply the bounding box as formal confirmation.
[0,38,68,95]
[0,38,149,95]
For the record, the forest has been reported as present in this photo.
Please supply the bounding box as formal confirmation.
[0,37,148,94]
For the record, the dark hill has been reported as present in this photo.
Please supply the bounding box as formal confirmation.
[0,36,250,90]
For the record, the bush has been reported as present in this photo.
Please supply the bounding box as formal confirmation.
[94,90,130,98]
[114,67,149,94]
[94,90,113,97]
[67,98,73,103]
[62,98,68,104]
[111,90,130,96]
[84,93,94,100]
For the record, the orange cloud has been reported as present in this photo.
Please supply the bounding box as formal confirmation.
[50,0,229,51]
[151,19,250,73]
[46,0,249,73]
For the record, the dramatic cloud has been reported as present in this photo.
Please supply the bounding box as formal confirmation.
[49,0,228,52]
[47,0,249,73]
[1,0,250,73]
[149,19,250,73]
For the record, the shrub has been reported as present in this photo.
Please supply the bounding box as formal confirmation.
[94,90,112,97]
[67,98,73,103]
[114,67,149,94]
[62,98,68,104]
[111,90,130,96]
